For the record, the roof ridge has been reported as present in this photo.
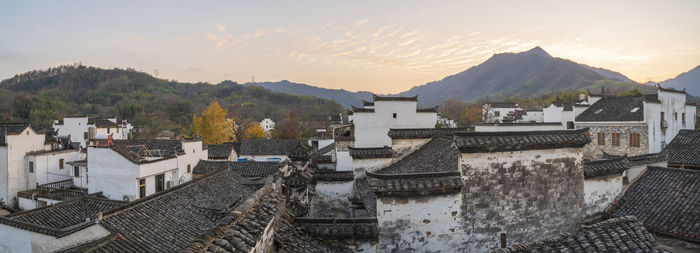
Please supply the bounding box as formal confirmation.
[647,165,700,174]
[583,155,627,165]
[454,128,588,137]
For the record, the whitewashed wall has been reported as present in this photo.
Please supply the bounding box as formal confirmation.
[1,128,48,206]
[647,90,696,153]
[0,147,7,205]
[0,223,110,253]
[353,158,392,174]
[391,139,430,158]
[177,140,207,183]
[352,101,436,148]
[310,181,354,218]
[238,155,288,162]
[543,104,563,123]
[87,147,139,201]
[53,117,89,147]
[335,151,353,171]
[27,150,83,186]
[376,193,463,252]
[523,111,544,122]
[583,174,622,216]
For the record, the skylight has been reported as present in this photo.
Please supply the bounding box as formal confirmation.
[594,109,604,114]
[631,107,639,112]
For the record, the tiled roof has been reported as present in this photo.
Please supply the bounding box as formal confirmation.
[656,83,686,94]
[492,216,668,253]
[312,155,333,164]
[372,95,417,102]
[485,101,518,108]
[238,139,304,156]
[0,123,30,145]
[112,139,184,157]
[362,100,374,106]
[72,168,260,252]
[294,218,379,240]
[0,196,124,237]
[583,156,628,179]
[388,127,470,139]
[628,153,666,167]
[207,143,236,159]
[416,106,438,113]
[349,146,392,159]
[475,122,562,126]
[181,187,351,253]
[316,143,336,156]
[376,137,458,174]
[93,118,119,128]
[454,129,590,153]
[314,171,354,181]
[662,129,700,167]
[287,142,313,161]
[575,96,644,122]
[354,177,377,217]
[610,166,700,242]
[366,171,462,197]
[350,105,375,113]
[193,160,281,178]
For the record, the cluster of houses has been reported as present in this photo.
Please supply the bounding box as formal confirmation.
[0,85,698,252]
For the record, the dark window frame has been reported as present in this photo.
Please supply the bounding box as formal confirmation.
[139,179,146,198]
[597,132,605,146]
[612,133,620,147]
[59,159,64,170]
[29,161,34,173]
[74,166,80,177]
[392,113,397,119]
[155,174,165,193]
[629,133,640,148]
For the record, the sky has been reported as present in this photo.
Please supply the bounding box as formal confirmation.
[1,1,699,93]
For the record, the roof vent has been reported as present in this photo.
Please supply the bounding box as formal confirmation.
[630,107,639,112]
[594,109,604,114]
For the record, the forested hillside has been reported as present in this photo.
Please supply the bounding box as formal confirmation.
[0,65,345,137]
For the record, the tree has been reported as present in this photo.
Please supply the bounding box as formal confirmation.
[273,108,300,139]
[459,105,482,126]
[13,95,32,120]
[440,99,466,122]
[245,124,266,140]
[190,102,234,144]
[619,88,642,97]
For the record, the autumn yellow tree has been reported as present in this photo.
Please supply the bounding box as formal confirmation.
[245,124,266,140]
[458,105,482,126]
[190,102,234,144]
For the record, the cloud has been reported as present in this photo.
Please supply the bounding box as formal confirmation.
[355,19,369,26]
[217,24,226,32]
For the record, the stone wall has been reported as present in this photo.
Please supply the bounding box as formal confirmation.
[457,148,584,252]
[577,124,648,160]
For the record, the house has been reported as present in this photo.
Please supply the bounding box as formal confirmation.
[52,116,133,148]
[661,129,700,169]
[260,118,275,132]
[17,148,85,210]
[354,128,591,252]
[609,166,700,250]
[522,109,544,122]
[543,102,588,129]
[493,216,667,252]
[237,139,310,162]
[482,102,522,123]
[1,123,86,209]
[86,139,207,201]
[582,156,627,216]
[333,124,354,171]
[206,142,240,161]
[437,115,457,128]
[576,85,696,159]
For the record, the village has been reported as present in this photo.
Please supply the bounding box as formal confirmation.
[0,84,698,252]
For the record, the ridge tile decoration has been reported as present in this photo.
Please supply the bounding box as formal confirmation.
[583,156,629,178]
[492,216,668,253]
[454,128,590,153]
[349,146,393,159]
[610,166,700,242]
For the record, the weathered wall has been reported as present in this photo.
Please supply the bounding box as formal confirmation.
[458,148,584,252]
[3,129,48,207]
[27,150,83,186]
[646,91,696,153]
[391,138,429,158]
[0,223,110,253]
[309,181,354,218]
[577,124,648,159]
[583,174,622,217]
[353,158,392,174]
[335,140,353,171]
[87,147,139,201]
[376,193,463,252]
[626,162,666,187]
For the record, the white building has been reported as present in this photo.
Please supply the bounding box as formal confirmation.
[482,102,522,123]
[87,139,207,201]
[260,118,275,132]
[575,85,696,158]
[1,124,49,207]
[437,116,457,128]
[52,116,133,147]
[474,122,564,132]
[543,102,588,129]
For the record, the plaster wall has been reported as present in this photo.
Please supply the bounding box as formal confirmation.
[376,193,463,252]
[87,147,139,201]
[352,101,436,148]
[543,105,563,123]
[27,150,83,186]
[238,155,288,162]
[583,174,622,216]
[391,138,430,158]
[0,223,110,253]
[335,151,353,171]
[352,158,392,174]
[2,129,48,207]
[53,117,89,148]
[310,181,354,218]
[522,111,543,122]
[647,91,696,153]
[458,148,584,252]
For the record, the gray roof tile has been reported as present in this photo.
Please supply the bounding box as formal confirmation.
[454,129,590,153]
[576,96,644,122]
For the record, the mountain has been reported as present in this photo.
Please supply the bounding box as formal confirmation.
[397,46,639,105]
[0,65,346,137]
[657,65,700,96]
[243,80,374,108]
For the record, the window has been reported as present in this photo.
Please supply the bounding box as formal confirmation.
[59,159,64,170]
[29,161,34,173]
[682,113,686,126]
[37,200,47,208]
[107,128,111,134]
[84,132,88,140]
[187,164,191,173]
[117,128,120,133]
[139,179,146,198]
[612,133,620,147]
[629,133,640,148]
[392,113,397,118]
[674,112,678,121]
[155,174,165,192]
[660,112,665,120]
[597,132,605,145]
[74,166,80,177]
[495,111,500,117]
[566,121,574,129]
